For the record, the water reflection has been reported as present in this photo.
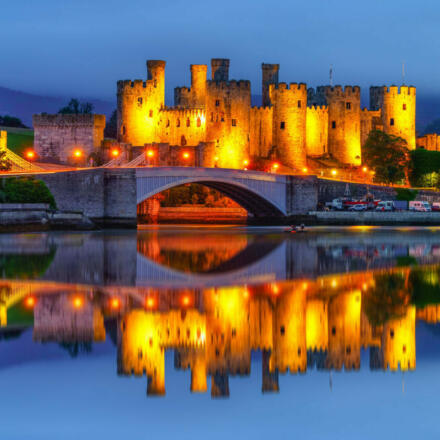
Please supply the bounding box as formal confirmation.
[2,264,440,398]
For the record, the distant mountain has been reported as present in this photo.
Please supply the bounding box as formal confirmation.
[0,86,115,127]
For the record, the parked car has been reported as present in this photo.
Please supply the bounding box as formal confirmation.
[376,201,394,211]
[432,202,440,212]
[348,204,368,211]
[409,201,431,212]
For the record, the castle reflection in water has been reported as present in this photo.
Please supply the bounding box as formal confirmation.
[2,266,439,398]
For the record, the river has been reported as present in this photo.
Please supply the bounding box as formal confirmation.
[1,226,440,439]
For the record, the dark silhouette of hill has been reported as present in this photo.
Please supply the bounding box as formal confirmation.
[0,86,114,127]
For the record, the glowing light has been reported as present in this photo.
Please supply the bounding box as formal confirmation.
[271,284,280,295]
[243,289,249,299]
[302,282,308,290]
[214,156,219,162]
[146,297,155,309]
[362,166,368,172]
[181,295,191,307]
[302,167,308,173]
[111,149,120,158]
[331,279,338,288]
[200,115,206,124]
[72,296,83,309]
[110,297,120,309]
[182,152,190,160]
[147,149,155,158]
[73,149,83,158]
[243,159,249,166]
[24,296,36,308]
[25,150,35,160]
[331,169,337,176]
[362,283,368,291]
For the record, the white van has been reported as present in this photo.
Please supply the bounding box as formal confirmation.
[409,201,431,212]
[376,201,394,211]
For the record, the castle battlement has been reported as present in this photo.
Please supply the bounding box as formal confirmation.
[307,105,328,112]
[117,79,157,94]
[206,80,251,91]
[161,107,205,118]
[33,113,106,127]
[250,105,273,112]
[270,82,307,92]
[324,85,361,97]
[374,85,416,95]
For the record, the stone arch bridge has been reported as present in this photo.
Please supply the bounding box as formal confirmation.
[35,167,317,226]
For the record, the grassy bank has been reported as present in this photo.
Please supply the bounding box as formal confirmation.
[0,126,34,156]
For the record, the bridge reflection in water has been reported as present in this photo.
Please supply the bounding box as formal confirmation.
[2,264,440,398]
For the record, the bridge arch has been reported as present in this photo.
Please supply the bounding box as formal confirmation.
[136,174,286,217]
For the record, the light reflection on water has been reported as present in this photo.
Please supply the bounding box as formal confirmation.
[1,227,440,438]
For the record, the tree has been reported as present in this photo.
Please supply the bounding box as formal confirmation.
[58,98,94,115]
[0,115,27,128]
[104,110,117,138]
[362,130,410,185]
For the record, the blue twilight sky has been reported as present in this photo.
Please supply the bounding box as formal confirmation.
[1,0,440,102]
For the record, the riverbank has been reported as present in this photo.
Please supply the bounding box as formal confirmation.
[0,203,95,232]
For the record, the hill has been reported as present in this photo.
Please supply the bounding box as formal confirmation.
[0,86,114,127]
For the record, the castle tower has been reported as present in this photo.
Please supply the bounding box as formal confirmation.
[211,58,230,81]
[262,63,279,107]
[190,64,208,107]
[262,349,279,393]
[0,131,6,150]
[326,290,361,370]
[306,299,328,352]
[270,289,307,373]
[325,86,361,165]
[370,86,416,149]
[382,306,416,371]
[269,83,308,170]
[117,60,166,145]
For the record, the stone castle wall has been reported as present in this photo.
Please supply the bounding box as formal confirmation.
[32,114,105,164]
[0,131,6,150]
[306,106,328,156]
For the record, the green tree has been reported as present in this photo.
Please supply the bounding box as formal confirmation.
[362,130,410,185]
[58,98,94,115]
[0,115,27,128]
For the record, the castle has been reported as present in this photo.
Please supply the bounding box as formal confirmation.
[116,58,417,170]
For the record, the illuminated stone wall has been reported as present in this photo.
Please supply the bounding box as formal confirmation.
[306,105,328,156]
[249,106,273,157]
[360,108,382,147]
[32,114,105,164]
[417,133,440,151]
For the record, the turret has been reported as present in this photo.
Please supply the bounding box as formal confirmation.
[370,85,416,149]
[190,64,208,107]
[262,63,279,106]
[269,83,308,170]
[146,60,166,108]
[324,85,361,165]
[211,58,230,82]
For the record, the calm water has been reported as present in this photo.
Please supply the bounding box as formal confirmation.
[1,226,440,439]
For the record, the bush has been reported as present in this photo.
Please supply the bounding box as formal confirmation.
[0,177,56,208]
[409,149,440,187]
[395,188,418,201]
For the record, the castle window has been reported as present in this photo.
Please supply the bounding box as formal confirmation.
[280,325,285,335]
[297,348,301,356]
[346,346,351,354]
[166,119,170,127]
[403,103,407,110]
[332,121,336,129]
[390,118,395,126]
[177,118,180,127]
[186,118,190,127]
[346,102,351,110]
[181,135,187,146]
[232,119,237,127]
[232,328,236,337]
[197,117,201,127]
[186,329,190,339]
[215,349,220,357]
[390,329,394,338]
[122,126,126,135]
[149,110,153,117]
[280,121,285,130]
[137,97,143,106]
[402,344,406,353]
[297,100,301,108]
[331,326,336,335]
[221,115,225,122]
[215,99,220,107]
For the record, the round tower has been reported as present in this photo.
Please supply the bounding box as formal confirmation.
[146,60,166,107]
[190,64,208,107]
[269,83,307,170]
[262,63,279,107]
[325,85,361,165]
[380,85,416,149]
[211,58,230,82]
